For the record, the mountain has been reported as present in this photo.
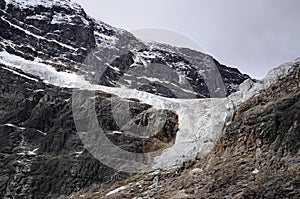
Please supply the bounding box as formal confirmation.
[0,0,299,198]
[0,0,250,98]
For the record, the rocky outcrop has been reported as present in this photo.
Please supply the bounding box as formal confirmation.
[0,64,179,199]
[95,46,250,98]
[76,65,299,198]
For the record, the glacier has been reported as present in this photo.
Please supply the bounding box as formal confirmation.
[0,49,299,169]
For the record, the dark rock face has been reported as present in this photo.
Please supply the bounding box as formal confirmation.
[95,47,250,98]
[0,0,116,68]
[79,66,300,198]
[0,0,100,68]
[0,65,179,199]
[214,59,252,94]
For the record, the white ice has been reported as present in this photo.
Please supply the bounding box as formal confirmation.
[0,51,90,88]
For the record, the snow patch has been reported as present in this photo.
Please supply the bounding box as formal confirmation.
[26,15,48,21]
[189,168,203,175]
[95,31,119,47]
[37,130,47,136]
[111,131,124,135]
[27,148,39,156]
[252,168,259,174]
[105,185,128,196]
[2,124,26,130]
[51,13,90,26]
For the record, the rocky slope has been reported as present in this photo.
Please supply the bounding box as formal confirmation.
[0,64,179,199]
[73,60,300,199]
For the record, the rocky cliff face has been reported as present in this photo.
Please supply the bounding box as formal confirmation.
[80,65,299,198]
[0,64,178,199]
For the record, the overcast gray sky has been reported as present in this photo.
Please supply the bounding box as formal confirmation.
[74,0,300,79]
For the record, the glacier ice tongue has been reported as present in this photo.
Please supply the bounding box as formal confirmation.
[0,51,90,88]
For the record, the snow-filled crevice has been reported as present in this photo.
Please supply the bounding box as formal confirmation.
[1,16,78,51]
